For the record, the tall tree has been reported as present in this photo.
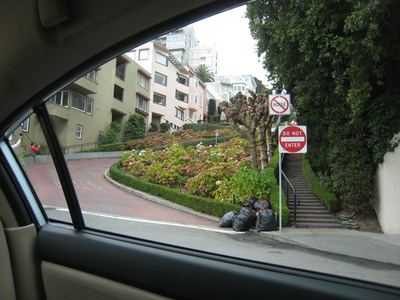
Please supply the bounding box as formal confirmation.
[220,90,277,170]
[246,0,400,211]
[220,92,259,169]
[254,77,266,94]
[194,64,215,82]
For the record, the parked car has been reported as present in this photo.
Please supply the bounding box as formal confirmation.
[0,1,399,299]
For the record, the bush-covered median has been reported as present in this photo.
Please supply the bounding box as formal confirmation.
[108,142,290,226]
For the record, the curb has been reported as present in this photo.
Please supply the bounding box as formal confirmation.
[103,170,220,223]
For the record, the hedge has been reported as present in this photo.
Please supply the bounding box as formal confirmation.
[108,164,241,218]
[302,157,338,211]
[182,123,233,131]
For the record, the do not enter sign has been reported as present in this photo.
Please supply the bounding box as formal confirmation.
[279,126,307,153]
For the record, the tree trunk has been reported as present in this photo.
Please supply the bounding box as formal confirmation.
[242,130,258,169]
[258,125,269,170]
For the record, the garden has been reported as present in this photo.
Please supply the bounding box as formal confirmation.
[111,128,290,226]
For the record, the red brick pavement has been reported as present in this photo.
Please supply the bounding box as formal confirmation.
[27,159,219,227]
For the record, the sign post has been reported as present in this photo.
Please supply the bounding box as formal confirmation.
[278,125,307,232]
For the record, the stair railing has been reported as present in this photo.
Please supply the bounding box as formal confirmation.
[281,170,301,227]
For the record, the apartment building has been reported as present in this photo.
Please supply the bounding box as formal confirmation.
[156,26,198,65]
[13,54,151,152]
[129,42,206,130]
[189,44,219,78]
[215,74,258,97]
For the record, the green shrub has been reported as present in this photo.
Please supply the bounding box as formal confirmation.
[182,123,233,132]
[160,123,170,133]
[149,121,158,132]
[302,157,338,211]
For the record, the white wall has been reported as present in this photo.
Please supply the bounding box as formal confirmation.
[375,146,400,234]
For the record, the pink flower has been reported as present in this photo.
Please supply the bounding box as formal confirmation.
[215,181,222,186]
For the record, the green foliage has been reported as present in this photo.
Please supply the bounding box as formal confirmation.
[149,121,158,132]
[109,163,241,217]
[182,122,233,131]
[160,122,170,133]
[367,93,400,166]
[208,99,217,115]
[302,158,338,211]
[254,77,266,94]
[229,166,272,201]
[246,0,400,212]
[193,64,215,82]
[99,121,121,145]
[125,114,146,138]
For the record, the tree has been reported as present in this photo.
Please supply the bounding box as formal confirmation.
[194,64,215,82]
[254,77,266,94]
[220,92,259,169]
[219,90,277,170]
[125,114,145,139]
[246,0,400,211]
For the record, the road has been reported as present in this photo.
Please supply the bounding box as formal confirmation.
[27,158,400,288]
[28,159,218,227]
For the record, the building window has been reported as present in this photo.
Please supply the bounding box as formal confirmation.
[113,85,124,101]
[175,108,184,120]
[189,111,198,122]
[22,118,29,132]
[54,90,69,107]
[176,90,188,102]
[85,70,97,81]
[76,124,83,139]
[155,52,168,66]
[138,72,149,90]
[176,74,189,86]
[72,92,86,112]
[86,98,94,115]
[115,56,127,81]
[138,49,149,60]
[190,78,198,87]
[199,91,203,107]
[136,95,148,112]
[153,93,166,106]
[190,94,198,104]
[154,72,167,86]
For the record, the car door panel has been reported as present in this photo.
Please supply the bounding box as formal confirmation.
[37,223,400,300]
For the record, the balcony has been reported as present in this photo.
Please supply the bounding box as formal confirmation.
[69,77,98,95]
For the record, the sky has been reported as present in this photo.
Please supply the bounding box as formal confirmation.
[191,4,269,86]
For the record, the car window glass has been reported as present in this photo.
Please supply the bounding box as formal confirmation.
[9,113,72,224]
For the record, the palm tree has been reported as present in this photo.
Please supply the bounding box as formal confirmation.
[194,64,215,82]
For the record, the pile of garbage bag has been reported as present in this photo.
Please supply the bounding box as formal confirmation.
[218,196,277,232]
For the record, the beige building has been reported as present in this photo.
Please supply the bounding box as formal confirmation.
[129,42,207,130]
[12,54,151,153]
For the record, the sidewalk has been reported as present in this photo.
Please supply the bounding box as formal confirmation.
[264,227,400,266]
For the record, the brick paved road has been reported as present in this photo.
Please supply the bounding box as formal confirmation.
[28,159,218,227]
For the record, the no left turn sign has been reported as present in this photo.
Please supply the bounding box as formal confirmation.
[269,94,291,115]
[279,126,307,153]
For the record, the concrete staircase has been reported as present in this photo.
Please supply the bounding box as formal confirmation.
[282,154,340,228]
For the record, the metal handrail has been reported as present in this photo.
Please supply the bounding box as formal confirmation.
[281,170,301,227]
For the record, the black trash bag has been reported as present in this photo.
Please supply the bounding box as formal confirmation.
[254,199,271,210]
[233,207,257,232]
[218,211,238,227]
[243,196,258,208]
[257,209,278,232]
